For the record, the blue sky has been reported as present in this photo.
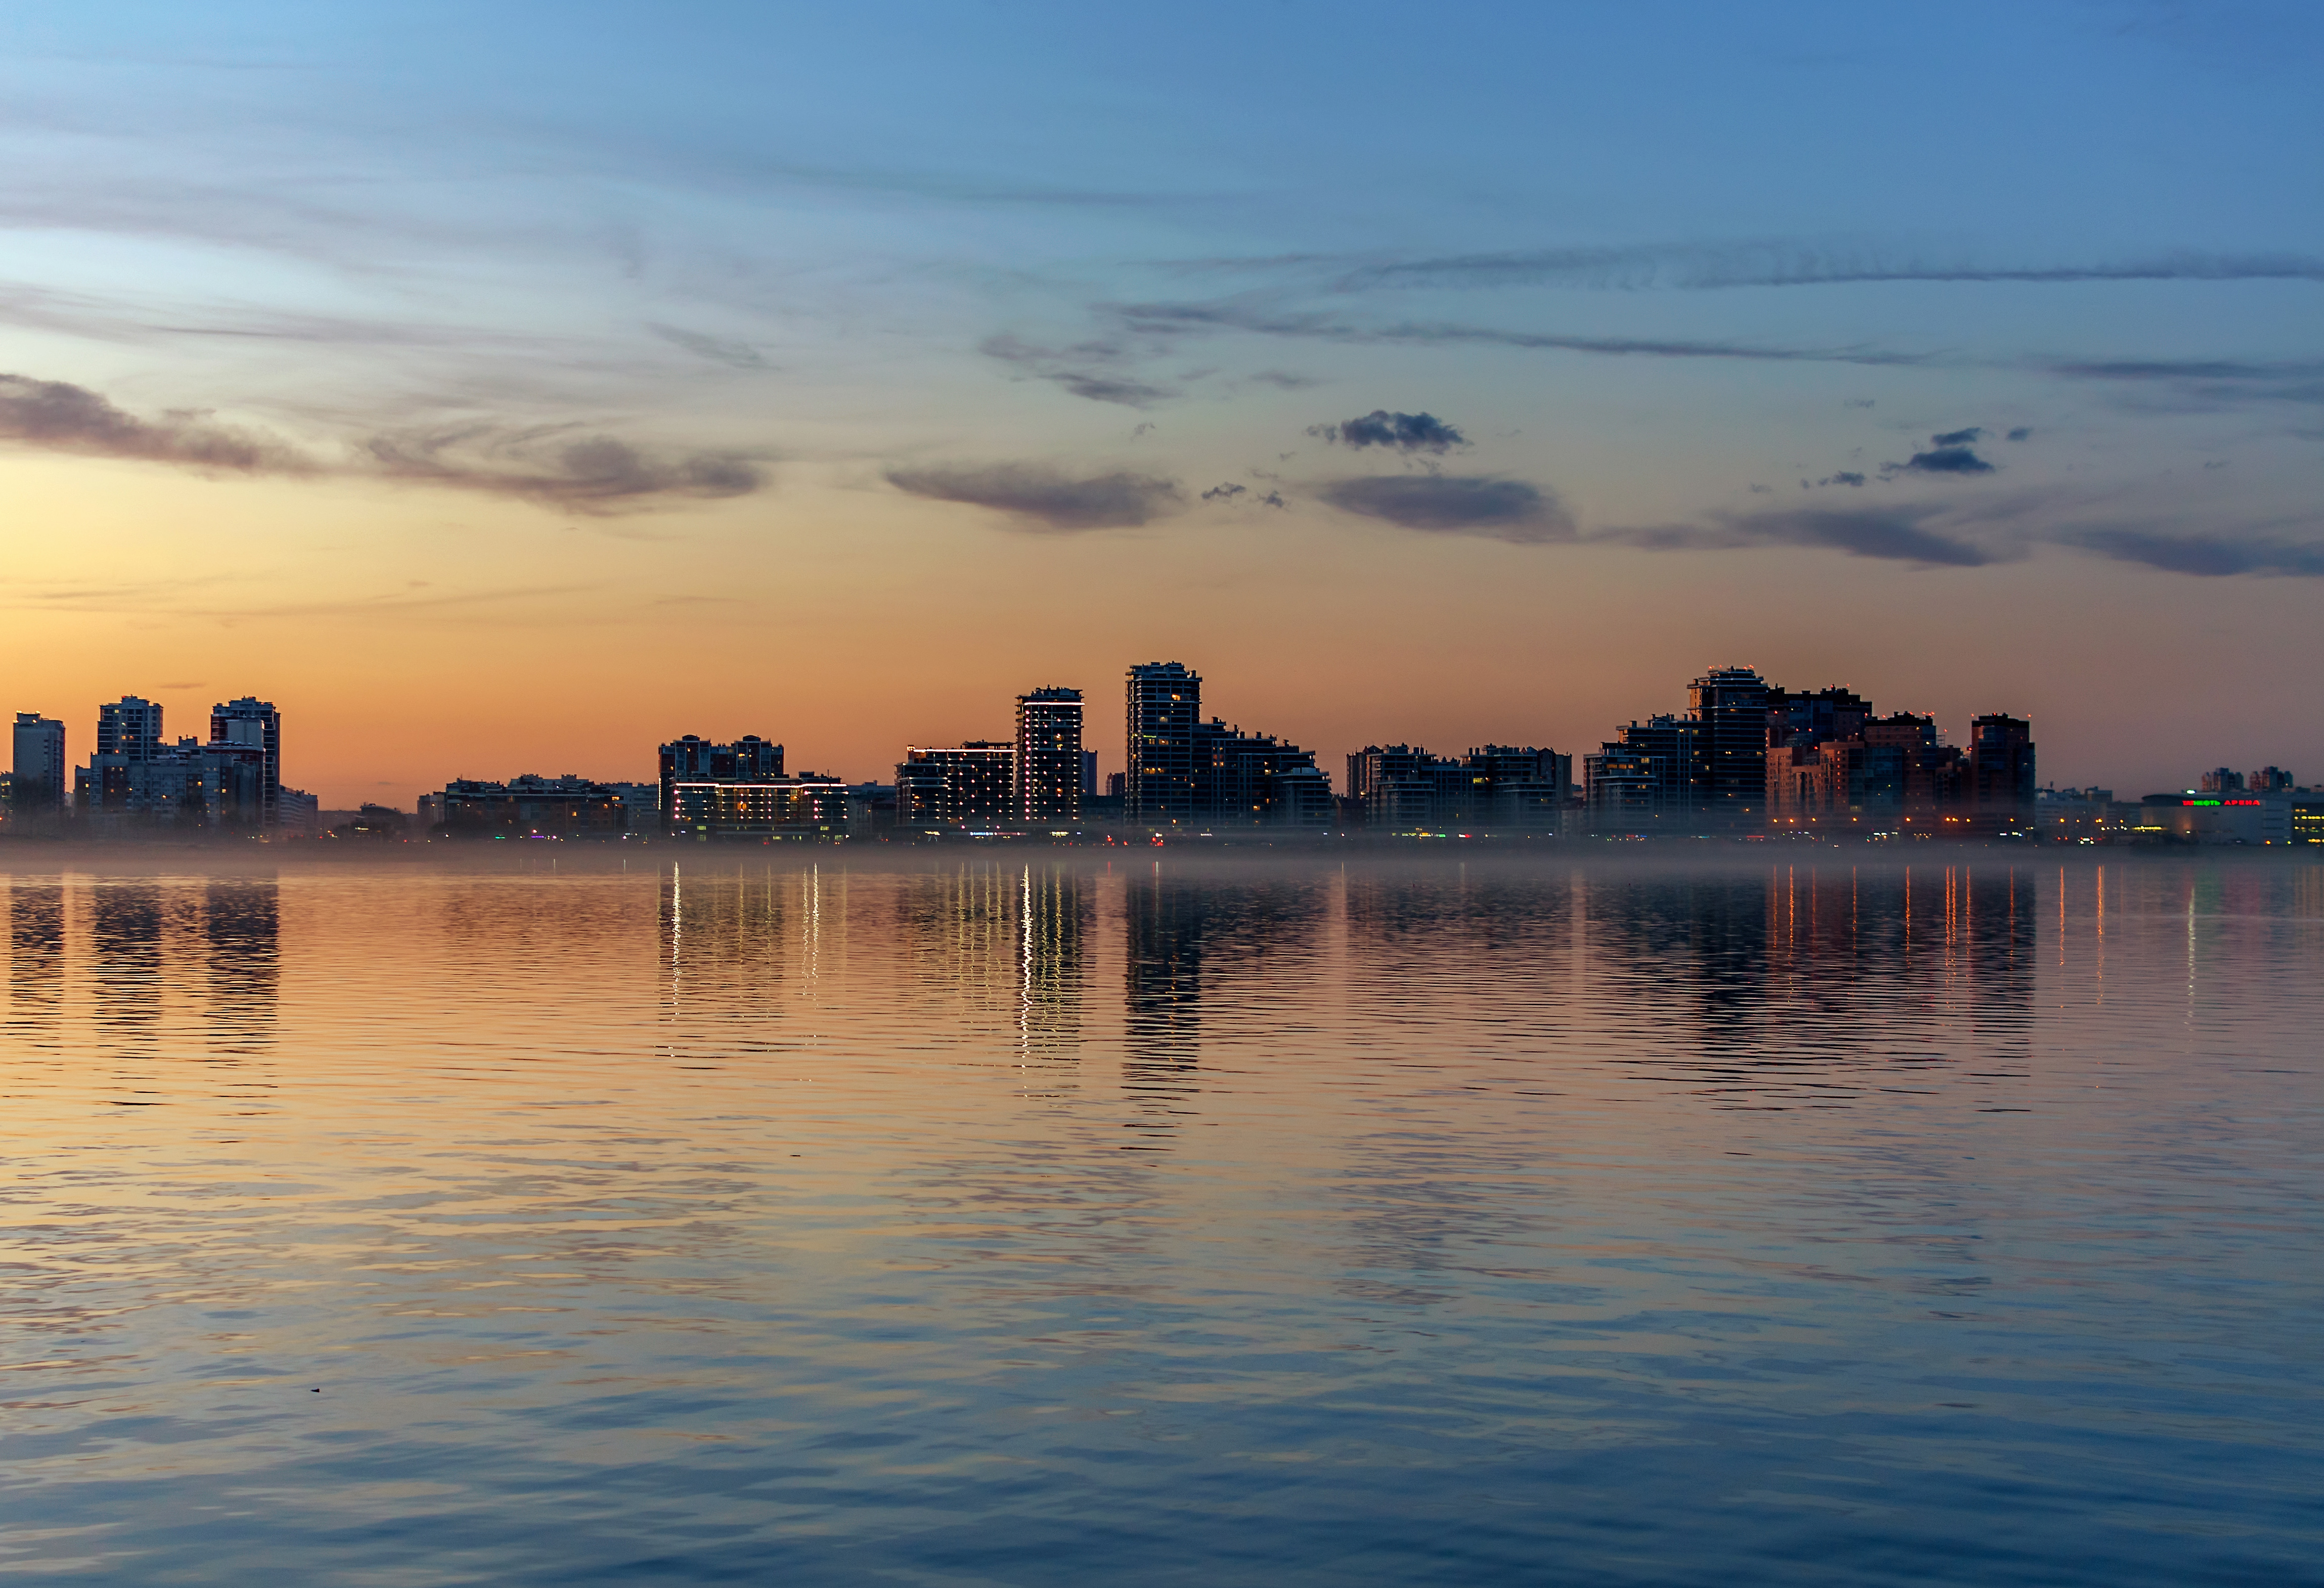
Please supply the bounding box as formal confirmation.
[2,1,2321,796]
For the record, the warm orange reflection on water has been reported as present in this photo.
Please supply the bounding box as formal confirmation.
[1,852,2320,1586]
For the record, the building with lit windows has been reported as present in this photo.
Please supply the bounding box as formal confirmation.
[1016,687,1083,822]
[1125,662,1200,824]
[896,743,1017,827]
[210,697,283,826]
[439,774,627,837]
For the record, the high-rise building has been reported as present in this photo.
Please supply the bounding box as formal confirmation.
[210,697,282,826]
[1126,663,1200,825]
[97,697,164,762]
[2199,768,2246,794]
[1689,666,1769,828]
[11,713,66,813]
[896,743,1018,826]
[2250,767,2296,793]
[1967,714,2036,829]
[1016,687,1084,821]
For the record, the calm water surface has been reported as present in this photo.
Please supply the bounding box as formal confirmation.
[1,852,2319,1585]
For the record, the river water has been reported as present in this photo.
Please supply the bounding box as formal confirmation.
[1,852,2319,1585]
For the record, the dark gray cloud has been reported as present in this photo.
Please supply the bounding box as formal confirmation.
[1259,489,1286,508]
[1890,445,1995,476]
[0,372,766,512]
[886,461,1183,531]
[1201,482,1245,500]
[2070,529,2324,578]
[648,323,767,369]
[1342,242,2324,293]
[1315,475,1574,544]
[2007,426,2032,441]
[1815,471,1868,488]
[1247,370,1321,389]
[1307,409,1468,453]
[1606,505,1994,567]
[980,333,1172,408]
[0,372,312,472]
[1931,426,1984,447]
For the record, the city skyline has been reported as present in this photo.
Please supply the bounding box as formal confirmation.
[11,655,2313,830]
[1,6,2320,806]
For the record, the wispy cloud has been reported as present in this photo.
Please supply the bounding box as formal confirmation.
[1339,242,2324,293]
[648,323,767,369]
[1601,505,1996,567]
[980,333,1174,408]
[1315,475,1574,544]
[0,372,767,512]
[2039,357,2324,410]
[1110,301,1926,368]
[366,428,763,509]
[885,461,1183,531]
[0,373,313,473]
[1306,409,1468,453]
[2069,528,2324,578]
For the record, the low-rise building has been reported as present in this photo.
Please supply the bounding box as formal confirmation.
[438,774,626,838]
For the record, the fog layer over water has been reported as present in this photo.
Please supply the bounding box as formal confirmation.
[1,854,2319,1585]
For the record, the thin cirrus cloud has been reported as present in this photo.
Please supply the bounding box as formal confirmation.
[979,333,1174,408]
[1602,505,1996,568]
[1109,301,1927,368]
[885,461,1183,531]
[647,323,768,369]
[1306,410,1468,453]
[1336,241,2324,293]
[0,372,767,512]
[1315,475,1575,544]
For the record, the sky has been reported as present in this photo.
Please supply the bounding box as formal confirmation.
[2,0,2321,805]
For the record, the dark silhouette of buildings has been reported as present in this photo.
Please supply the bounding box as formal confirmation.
[1690,666,1771,828]
[440,774,626,837]
[1346,744,1568,830]
[73,695,282,834]
[10,713,65,817]
[1124,662,1329,827]
[1592,666,2035,837]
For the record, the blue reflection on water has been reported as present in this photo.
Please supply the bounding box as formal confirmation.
[0,855,2318,1585]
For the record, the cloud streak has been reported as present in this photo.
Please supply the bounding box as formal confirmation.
[0,372,767,512]
[885,461,1183,531]
[980,333,1173,408]
[1340,242,2324,294]
[1602,505,1996,567]
[0,373,313,473]
[1110,301,1927,368]
[2069,529,2324,578]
